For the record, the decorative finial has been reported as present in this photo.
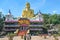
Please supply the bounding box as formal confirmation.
[38,10,42,17]
[9,9,11,14]
[8,9,11,15]
[39,10,41,14]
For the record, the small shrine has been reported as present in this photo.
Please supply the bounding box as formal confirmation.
[5,9,13,21]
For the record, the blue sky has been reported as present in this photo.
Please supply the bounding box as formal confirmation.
[0,0,60,17]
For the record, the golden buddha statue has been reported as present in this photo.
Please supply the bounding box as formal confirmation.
[22,2,34,18]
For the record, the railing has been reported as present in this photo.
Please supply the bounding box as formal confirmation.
[4,29,16,31]
[4,25,43,27]
[29,25,43,27]
[30,28,43,30]
[4,25,20,27]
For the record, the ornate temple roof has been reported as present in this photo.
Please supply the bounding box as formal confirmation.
[5,9,18,22]
[30,11,43,22]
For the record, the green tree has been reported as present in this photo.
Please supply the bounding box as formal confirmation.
[0,12,4,31]
[43,14,50,24]
[49,14,59,24]
[57,14,60,24]
[43,13,60,24]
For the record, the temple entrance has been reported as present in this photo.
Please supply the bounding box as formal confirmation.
[18,26,28,36]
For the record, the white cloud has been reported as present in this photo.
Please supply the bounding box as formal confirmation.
[0,8,3,12]
[53,10,57,13]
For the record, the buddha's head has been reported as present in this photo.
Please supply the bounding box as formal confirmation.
[26,2,30,9]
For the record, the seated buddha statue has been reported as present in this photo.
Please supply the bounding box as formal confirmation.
[22,2,34,18]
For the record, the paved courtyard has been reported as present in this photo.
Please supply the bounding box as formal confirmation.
[0,36,60,40]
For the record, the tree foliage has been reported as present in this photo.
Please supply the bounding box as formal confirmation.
[0,12,5,31]
[43,13,60,24]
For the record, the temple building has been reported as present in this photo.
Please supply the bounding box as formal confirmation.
[3,2,44,36]
[3,10,19,33]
